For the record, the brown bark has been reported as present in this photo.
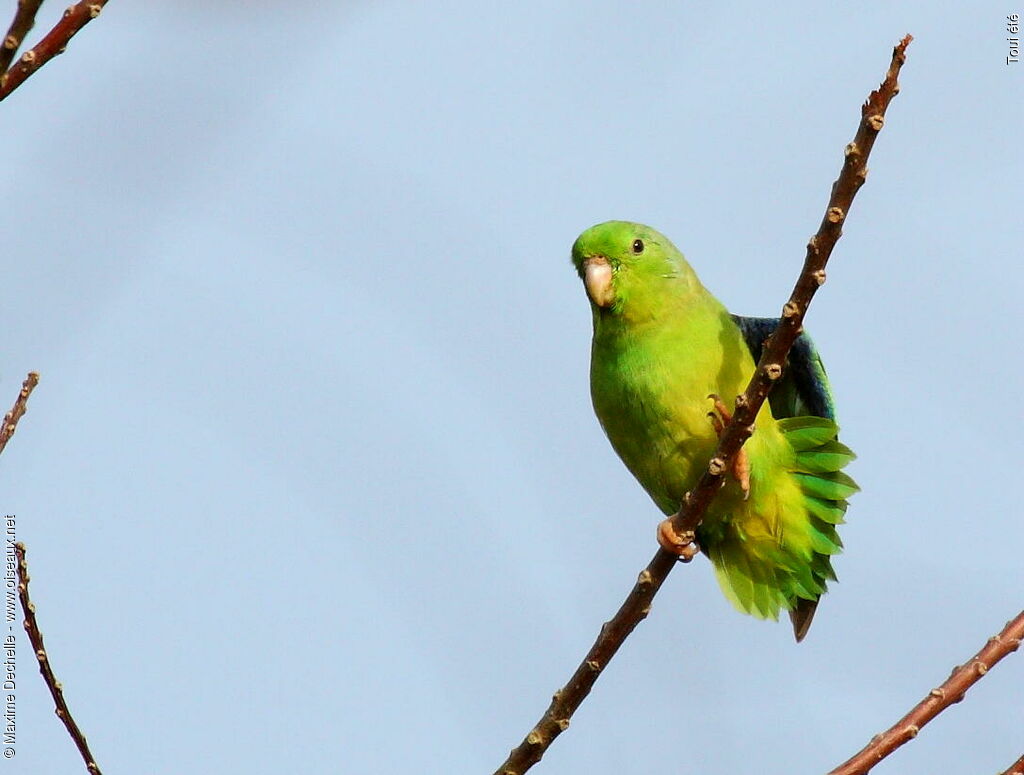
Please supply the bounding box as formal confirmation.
[494,34,912,775]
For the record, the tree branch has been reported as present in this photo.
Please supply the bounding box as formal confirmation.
[493,34,912,775]
[16,542,104,775]
[0,371,39,456]
[1001,751,1024,775]
[829,610,1024,775]
[0,0,108,103]
[0,0,44,74]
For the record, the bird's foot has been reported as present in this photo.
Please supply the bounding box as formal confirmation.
[707,394,751,500]
[657,518,700,562]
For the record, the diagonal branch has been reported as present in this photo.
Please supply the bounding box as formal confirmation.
[0,371,39,456]
[0,0,44,74]
[16,542,105,775]
[0,0,109,103]
[1002,751,1024,775]
[829,610,1024,775]
[493,35,912,775]
[663,33,911,552]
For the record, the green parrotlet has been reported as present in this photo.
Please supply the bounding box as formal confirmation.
[572,220,857,641]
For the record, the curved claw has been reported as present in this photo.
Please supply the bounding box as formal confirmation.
[708,393,733,424]
[707,411,724,435]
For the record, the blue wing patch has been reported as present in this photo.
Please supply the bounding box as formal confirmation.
[730,315,837,421]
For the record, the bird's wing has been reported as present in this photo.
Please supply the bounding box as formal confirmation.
[730,315,837,421]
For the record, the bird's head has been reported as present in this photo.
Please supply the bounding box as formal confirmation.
[571,221,699,319]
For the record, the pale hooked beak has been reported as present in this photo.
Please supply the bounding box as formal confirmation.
[583,255,614,308]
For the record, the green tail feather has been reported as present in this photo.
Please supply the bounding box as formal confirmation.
[704,416,857,640]
[793,440,856,473]
[776,416,839,451]
[779,416,857,635]
[804,496,848,525]
[793,470,859,501]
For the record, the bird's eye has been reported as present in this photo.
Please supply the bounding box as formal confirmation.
[631,239,644,254]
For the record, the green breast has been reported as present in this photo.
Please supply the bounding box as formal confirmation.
[589,301,755,515]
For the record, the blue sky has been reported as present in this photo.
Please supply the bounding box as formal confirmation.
[3,2,1022,773]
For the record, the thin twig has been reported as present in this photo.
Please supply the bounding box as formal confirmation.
[1001,751,1024,775]
[0,0,108,102]
[0,0,45,74]
[0,371,39,456]
[829,610,1024,775]
[664,33,912,551]
[493,35,912,775]
[16,542,104,775]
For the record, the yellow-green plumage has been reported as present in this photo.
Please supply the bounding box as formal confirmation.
[572,221,857,641]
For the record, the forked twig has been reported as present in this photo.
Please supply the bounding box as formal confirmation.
[16,543,104,775]
[829,610,1024,775]
[0,371,39,456]
[0,0,44,73]
[493,35,912,775]
[0,0,109,102]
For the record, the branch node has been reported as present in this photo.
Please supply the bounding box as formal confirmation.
[830,609,1024,775]
[497,35,915,775]
[0,1,111,102]
[867,114,885,131]
[844,141,860,158]
[15,541,105,774]
[782,301,800,319]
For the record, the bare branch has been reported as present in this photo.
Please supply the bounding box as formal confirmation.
[1001,751,1024,775]
[664,33,913,552]
[829,610,1024,775]
[16,542,104,775]
[0,0,44,74]
[0,371,39,456]
[0,0,109,103]
[493,35,912,775]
